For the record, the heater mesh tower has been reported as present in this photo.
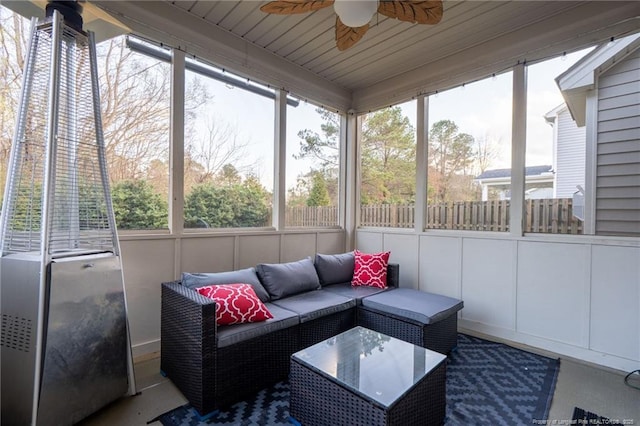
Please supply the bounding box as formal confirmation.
[0,5,135,425]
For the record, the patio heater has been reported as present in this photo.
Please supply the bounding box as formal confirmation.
[0,1,136,424]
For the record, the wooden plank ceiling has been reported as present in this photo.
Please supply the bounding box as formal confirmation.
[166,0,584,91]
[86,1,638,110]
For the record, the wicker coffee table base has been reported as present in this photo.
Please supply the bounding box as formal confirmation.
[289,357,446,426]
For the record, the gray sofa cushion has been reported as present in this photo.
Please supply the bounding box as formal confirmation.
[362,288,463,325]
[216,303,299,348]
[314,252,355,286]
[256,258,320,300]
[322,282,388,304]
[271,290,356,323]
[181,268,270,302]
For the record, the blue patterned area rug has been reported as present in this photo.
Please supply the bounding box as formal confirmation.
[149,334,559,426]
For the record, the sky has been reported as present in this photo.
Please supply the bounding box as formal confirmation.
[187,47,592,194]
[423,48,592,170]
[186,71,335,192]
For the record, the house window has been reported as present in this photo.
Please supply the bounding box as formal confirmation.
[359,101,416,228]
[183,61,274,229]
[286,101,340,228]
[525,49,592,235]
[427,72,513,231]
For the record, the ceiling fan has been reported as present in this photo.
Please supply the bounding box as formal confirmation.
[260,0,443,51]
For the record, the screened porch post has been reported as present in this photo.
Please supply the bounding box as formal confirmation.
[415,95,428,233]
[169,48,185,239]
[511,63,527,237]
[344,112,362,250]
[338,113,347,230]
[273,89,287,230]
[344,112,358,251]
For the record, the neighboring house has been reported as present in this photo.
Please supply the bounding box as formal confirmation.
[476,104,586,202]
[476,104,586,203]
[544,104,586,198]
[556,33,640,236]
[475,165,554,201]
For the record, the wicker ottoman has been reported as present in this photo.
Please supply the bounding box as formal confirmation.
[358,288,463,354]
[289,326,447,426]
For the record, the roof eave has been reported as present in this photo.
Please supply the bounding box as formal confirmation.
[556,32,640,126]
[475,174,554,185]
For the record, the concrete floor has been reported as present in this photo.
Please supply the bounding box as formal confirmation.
[79,356,186,426]
[79,348,640,426]
[548,358,639,424]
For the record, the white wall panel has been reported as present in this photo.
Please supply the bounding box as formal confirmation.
[317,231,346,255]
[383,234,419,289]
[590,245,640,360]
[356,231,384,253]
[418,235,461,298]
[282,233,317,262]
[119,226,640,372]
[237,234,280,268]
[181,236,235,273]
[516,241,590,347]
[120,239,176,357]
[461,239,516,330]
[345,230,639,371]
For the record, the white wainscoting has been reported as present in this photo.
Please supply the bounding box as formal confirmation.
[120,230,346,359]
[357,229,640,373]
[462,238,517,331]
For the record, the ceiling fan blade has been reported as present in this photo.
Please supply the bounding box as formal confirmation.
[377,0,443,24]
[260,0,334,15]
[335,17,369,51]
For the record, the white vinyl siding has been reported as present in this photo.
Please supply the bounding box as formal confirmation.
[555,108,586,198]
[596,50,640,236]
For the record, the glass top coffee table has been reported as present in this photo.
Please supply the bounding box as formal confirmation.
[289,326,447,426]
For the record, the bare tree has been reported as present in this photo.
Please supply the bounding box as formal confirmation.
[185,116,258,191]
[1,7,271,220]
[0,9,29,195]
[475,133,501,175]
[97,37,173,182]
[93,36,208,202]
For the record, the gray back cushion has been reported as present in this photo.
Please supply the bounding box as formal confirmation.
[314,252,355,286]
[256,258,321,300]
[181,267,270,302]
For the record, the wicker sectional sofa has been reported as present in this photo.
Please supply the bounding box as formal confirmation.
[160,252,462,418]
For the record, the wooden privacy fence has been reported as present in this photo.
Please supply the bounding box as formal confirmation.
[360,204,415,228]
[285,205,338,227]
[426,200,510,231]
[361,198,582,234]
[283,199,583,234]
[525,198,583,234]
[425,198,582,233]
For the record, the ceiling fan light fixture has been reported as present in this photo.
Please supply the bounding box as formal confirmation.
[260,0,443,50]
[334,0,378,27]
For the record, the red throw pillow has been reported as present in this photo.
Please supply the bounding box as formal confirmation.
[196,283,273,326]
[352,250,390,289]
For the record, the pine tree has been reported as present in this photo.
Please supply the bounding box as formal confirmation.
[306,173,330,206]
